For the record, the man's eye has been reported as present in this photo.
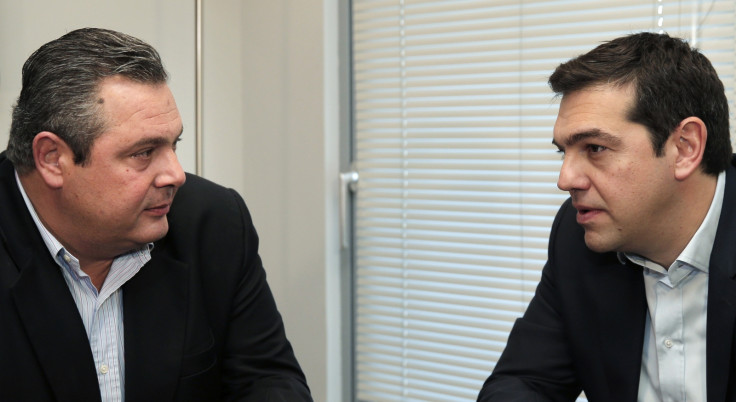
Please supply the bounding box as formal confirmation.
[588,144,607,153]
[132,149,154,158]
[556,149,565,160]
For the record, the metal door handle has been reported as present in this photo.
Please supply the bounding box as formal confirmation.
[339,169,359,249]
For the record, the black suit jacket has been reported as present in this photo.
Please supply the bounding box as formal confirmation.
[0,152,312,401]
[479,160,736,402]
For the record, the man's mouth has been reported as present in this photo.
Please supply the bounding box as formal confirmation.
[145,203,171,216]
[574,205,602,224]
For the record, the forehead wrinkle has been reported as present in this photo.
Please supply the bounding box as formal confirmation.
[128,103,179,125]
[100,87,178,127]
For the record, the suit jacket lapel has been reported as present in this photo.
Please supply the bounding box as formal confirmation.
[706,264,736,401]
[707,162,736,401]
[0,155,101,402]
[123,249,188,401]
[10,259,102,402]
[595,257,646,400]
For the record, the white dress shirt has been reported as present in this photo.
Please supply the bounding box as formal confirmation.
[622,171,724,402]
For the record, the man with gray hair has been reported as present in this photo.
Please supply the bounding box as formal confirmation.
[0,28,312,401]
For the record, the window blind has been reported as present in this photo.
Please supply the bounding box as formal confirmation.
[351,1,736,400]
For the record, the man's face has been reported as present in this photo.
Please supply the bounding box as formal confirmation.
[553,84,677,258]
[60,76,186,258]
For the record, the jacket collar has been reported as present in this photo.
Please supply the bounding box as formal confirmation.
[706,158,736,401]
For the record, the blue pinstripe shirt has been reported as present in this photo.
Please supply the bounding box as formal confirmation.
[16,172,151,402]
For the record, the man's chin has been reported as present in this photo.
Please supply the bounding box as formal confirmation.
[137,220,170,244]
[583,232,616,254]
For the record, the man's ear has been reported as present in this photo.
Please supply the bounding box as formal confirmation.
[32,132,69,189]
[673,117,707,181]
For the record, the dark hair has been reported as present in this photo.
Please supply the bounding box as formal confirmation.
[549,32,731,175]
[7,27,168,174]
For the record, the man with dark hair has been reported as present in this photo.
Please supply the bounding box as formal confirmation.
[0,28,312,401]
[478,32,736,401]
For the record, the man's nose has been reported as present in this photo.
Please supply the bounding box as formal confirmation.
[557,155,587,193]
[156,149,186,188]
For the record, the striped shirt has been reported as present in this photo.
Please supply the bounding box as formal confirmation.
[16,171,151,402]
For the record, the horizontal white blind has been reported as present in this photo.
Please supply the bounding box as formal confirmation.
[351,1,736,401]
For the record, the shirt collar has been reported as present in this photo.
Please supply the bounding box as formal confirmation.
[619,170,725,273]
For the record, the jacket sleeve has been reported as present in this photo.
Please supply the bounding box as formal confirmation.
[477,199,582,401]
[219,188,312,401]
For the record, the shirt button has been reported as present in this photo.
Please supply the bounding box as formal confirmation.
[63,254,71,263]
[100,364,109,374]
[664,339,674,348]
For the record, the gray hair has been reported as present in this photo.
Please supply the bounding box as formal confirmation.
[7,27,168,174]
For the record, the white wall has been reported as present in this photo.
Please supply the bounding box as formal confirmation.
[202,1,341,401]
[0,2,341,401]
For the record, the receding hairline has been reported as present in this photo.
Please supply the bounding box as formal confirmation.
[93,76,174,125]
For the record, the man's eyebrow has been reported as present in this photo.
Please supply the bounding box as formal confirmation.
[552,129,622,150]
[125,130,184,151]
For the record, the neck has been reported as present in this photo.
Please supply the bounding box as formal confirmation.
[79,259,114,292]
[647,173,718,268]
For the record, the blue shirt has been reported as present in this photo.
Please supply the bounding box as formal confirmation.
[16,171,151,402]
